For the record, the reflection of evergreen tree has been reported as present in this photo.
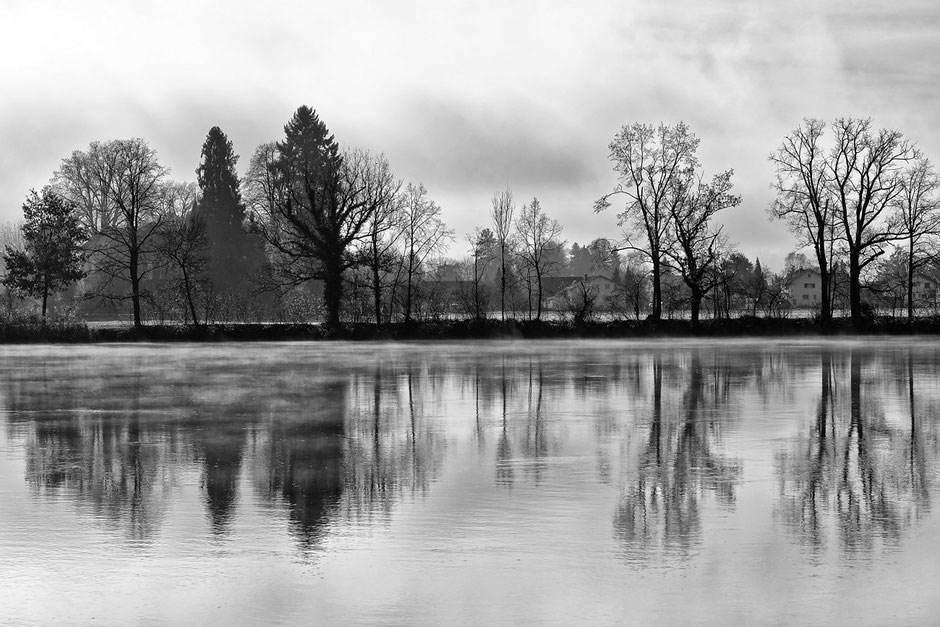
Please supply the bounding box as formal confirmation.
[776,349,936,558]
[615,351,741,561]
[194,423,246,536]
[264,385,346,548]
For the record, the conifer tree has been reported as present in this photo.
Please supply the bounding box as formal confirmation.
[195,126,250,291]
[2,188,86,317]
[261,106,381,328]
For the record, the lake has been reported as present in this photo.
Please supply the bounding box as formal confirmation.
[1,339,939,625]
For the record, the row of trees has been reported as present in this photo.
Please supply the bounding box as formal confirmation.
[768,117,938,325]
[242,107,456,327]
[587,118,940,327]
[3,111,938,329]
[594,122,741,324]
[2,107,458,329]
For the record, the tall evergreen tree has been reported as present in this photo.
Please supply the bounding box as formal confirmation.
[261,106,380,328]
[2,188,86,317]
[195,126,250,291]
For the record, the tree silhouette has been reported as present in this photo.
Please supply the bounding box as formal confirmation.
[615,351,740,562]
[2,188,86,317]
[515,197,563,320]
[775,349,935,558]
[596,122,700,321]
[67,138,169,327]
[769,119,838,324]
[260,108,394,327]
[195,126,252,293]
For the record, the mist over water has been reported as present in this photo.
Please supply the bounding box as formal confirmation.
[2,339,940,624]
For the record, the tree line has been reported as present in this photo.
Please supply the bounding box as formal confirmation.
[2,110,938,330]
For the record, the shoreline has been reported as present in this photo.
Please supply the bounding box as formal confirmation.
[2,316,940,343]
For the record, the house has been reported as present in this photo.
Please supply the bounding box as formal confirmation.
[786,268,821,307]
[911,272,939,305]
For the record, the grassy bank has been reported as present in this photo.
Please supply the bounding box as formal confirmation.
[3,315,940,344]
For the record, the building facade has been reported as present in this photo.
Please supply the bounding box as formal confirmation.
[786,268,821,308]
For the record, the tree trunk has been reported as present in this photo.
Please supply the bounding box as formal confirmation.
[817,253,832,325]
[181,267,200,327]
[372,243,382,327]
[907,237,915,320]
[473,255,482,322]
[535,269,543,321]
[323,258,344,329]
[849,250,862,328]
[650,255,662,320]
[130,247,142,328]
[500,250,506,321]
[690,289,702,326]
[405,270,414,325]
[526,272,532,321]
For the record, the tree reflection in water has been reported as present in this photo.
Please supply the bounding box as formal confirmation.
[6,366,177,543]
[341,361,447,525]
[258,382,346,549]
[6,342,940,566]
[614,350,741,563]
[193,420,246,536]
[775,348,938,559]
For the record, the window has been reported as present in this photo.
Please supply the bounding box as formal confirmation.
[804,282,815,289]
[803,294,809,300]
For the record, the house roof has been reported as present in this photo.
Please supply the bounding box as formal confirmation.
[785,267,821,284]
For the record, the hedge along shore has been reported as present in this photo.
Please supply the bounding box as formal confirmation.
[3,316,940,344]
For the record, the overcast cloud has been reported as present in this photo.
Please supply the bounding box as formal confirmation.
[2,0,938,269]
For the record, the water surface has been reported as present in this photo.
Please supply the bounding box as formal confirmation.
[2,339,940,624]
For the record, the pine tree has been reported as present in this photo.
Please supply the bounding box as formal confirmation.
[750,257,768,315]
[2,188,86,317]
[276,106,342,180]
[195,126,249,291]
[264,106,378,328]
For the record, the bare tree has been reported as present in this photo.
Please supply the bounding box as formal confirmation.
[156,181,208,327]
[460,227,497,322]
[769,119,838,323]
[356,156,402,326]
[891,155,940,319]
[399,183,453,324]
[829,117,914,325]
[596,122,699,320]
[490,186,515,321]
[53,142,120,234]
[514,197,563,320]
[242,142,283,228]
[0,220,25,318]
[613,251,649,320]
[564,279,598,325]
[665,169,740,324]
[59,139,169,327]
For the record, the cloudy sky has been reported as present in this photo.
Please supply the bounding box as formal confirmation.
[1,0,938,269]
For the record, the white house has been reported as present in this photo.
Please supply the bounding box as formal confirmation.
[786,268,821,307]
